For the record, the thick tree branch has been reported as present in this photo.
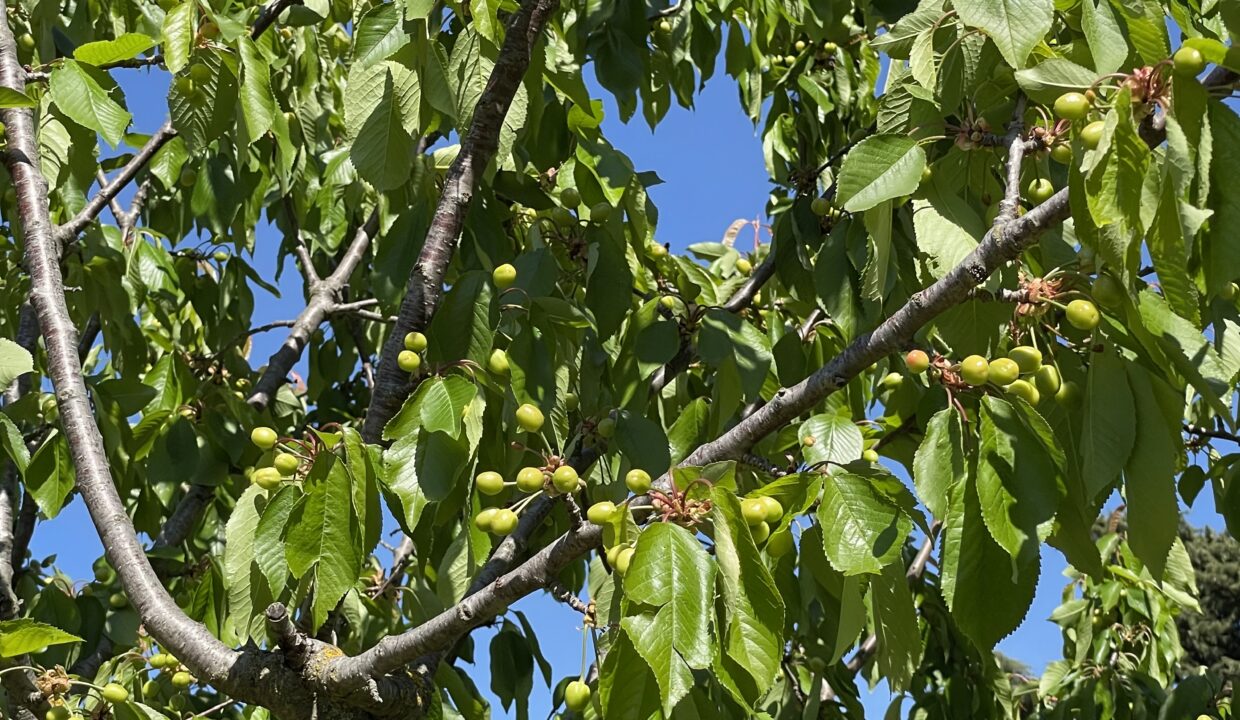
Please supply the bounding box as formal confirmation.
[673,125,1066,471]
[0,10,376,718]
[248,209,378,411]
[52,122,176,245]
[994,97,1030,227]
[362,0,559,442]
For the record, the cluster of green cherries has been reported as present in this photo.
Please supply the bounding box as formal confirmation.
[471,403,569,537]
[899,287,1101,404]
[43,653,194,719]
[397,331,428,373]
[247,426,306,490]
[1050,46,1208,152]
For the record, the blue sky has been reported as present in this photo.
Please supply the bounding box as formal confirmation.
[26,42,1230,720]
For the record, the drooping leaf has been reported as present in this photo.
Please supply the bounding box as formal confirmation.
[816,471,911,575]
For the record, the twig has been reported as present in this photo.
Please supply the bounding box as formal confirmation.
[547,581,591,616]
[53,122,177,245]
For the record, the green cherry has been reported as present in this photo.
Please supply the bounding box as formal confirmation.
[403,331,427,352]
[1053,92,1091,121]
[515,403,545,433]
[1080,121,1105,150]
[516,467,545,493]
[741,498,766,526]
[492,263,518,289]
[987,357,1020,386]
[1005,379,1041,406]
[490,509,519,536]
[959,355,989,386]
[250,426,278,450]
[1008,346,1043,374]
[1065,299,1100,330]
[101,683,129,704]
[397,350,421,373]
[1173,46,1206,77]
[252,467,282,490]
[587,501,617,525]
[474,507,498,532]
[475,471,505,496]
[625,468,652,494]
[551,465,579,494]
[614,547,635,576]
[565,680,592,712]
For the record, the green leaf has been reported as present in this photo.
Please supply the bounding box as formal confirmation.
[26,432,74,519]
[0,618,82,657]
[599,630,662,720]
[953,0,1053,68]
[869,560,923,692]
[941,474,1040,649]
[913,408,966,521]
[1123,365,1179,579]
[836,135,926,213]
[1205,103,1240,295]
[254,485,299,597]
[161,2,195,74]
[1147,179,1199,325]
[1081,348,1136,500]
[1084,90,1150,234]
[1136,290,1235,422]
[0,337,33,390]
[352,3,409,70]
[911,199,979,279]
[0,87,35,108]
[238,37,275,141]
[384,376,476,441]
[614,411,671,477]
[709,489,784,696]
[348,68,415,191]
[816,471,910,575]
[977,396,1064,561]
[1079,0,1126,74]
[621,523,715,716]
[799,413,864,468]
[284,455,361,631]
[223,484,268,643]
[168,50,238,151]
[0,414,29,476]
[1013,58,1098,105]
[49,60,131,147]
[73,33,156,66]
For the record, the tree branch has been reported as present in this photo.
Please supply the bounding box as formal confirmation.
[282,195,319,288]
[672,109,1064,471]
[151,483,215,550]
[251,0,303,39]
[247,209,378,411]
[325,522,601,690]
[52,122,176,245]
[362,0,560,443]
[0,10,343,717]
